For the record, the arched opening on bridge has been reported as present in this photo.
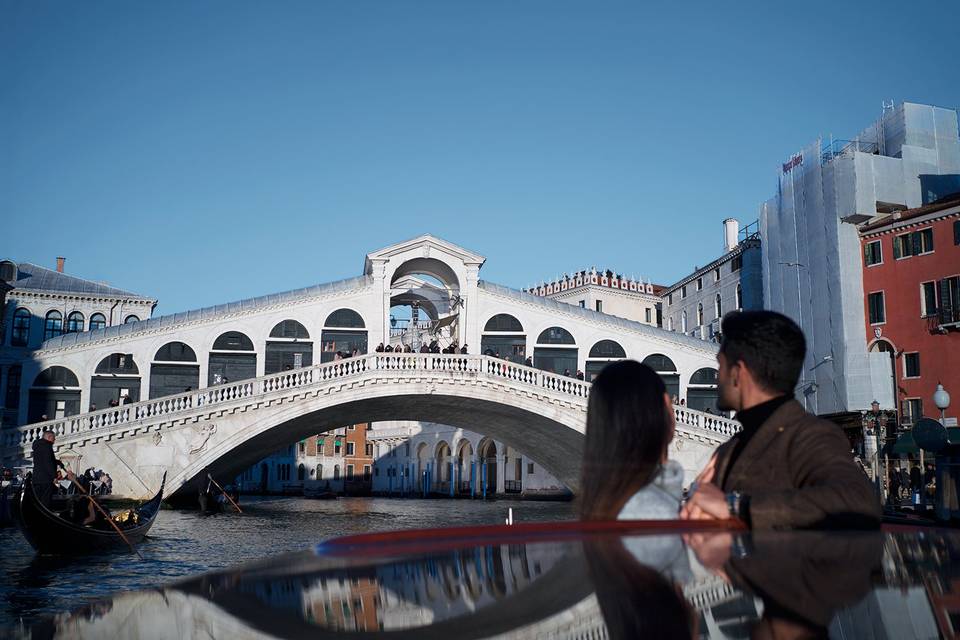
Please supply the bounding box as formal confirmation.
[642,354,680,401]
[435,441,452,492]
[150,342,199,399]
[28,366,80,422]
[265,320,313,374]
[534,327,577,375]
[481,314,526,364]
[687,368,719,413]
[390,258,461,352]
[91,353,141,409]
[455,440,473,494]
[585,339,626,382]
[478,439,498,496]
[209,331,257,386]
[321,309,368,362]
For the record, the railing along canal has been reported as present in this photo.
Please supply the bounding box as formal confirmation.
[4,354,738,453]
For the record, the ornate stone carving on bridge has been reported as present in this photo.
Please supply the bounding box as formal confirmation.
[188,424,217,455]
[153,432,163,446]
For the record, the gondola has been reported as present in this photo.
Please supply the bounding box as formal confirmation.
[13,472,165,554]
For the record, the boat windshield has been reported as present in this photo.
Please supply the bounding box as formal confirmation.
[27,522,957,638]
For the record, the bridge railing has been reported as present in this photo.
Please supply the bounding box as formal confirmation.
[3,353,736,453]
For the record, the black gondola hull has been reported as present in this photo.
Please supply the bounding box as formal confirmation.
[14,474,165,555]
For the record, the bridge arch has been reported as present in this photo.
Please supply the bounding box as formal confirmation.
[208,331,256,386]
[687,367,720,413]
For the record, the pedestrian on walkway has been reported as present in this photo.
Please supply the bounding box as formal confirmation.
[681,311,881,529]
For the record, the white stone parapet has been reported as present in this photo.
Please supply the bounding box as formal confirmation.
[4,353,739,459]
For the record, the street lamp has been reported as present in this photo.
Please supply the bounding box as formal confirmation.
[934,383,951,425]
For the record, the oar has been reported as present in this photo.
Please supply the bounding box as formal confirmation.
[71,477,144,559]
[207,474,242,513]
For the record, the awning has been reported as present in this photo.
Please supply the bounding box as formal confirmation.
[888,428,960,455]
[432,313,459,332]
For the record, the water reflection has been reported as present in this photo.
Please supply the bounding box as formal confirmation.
[14,527,960,639]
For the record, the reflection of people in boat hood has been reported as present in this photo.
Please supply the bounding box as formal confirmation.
[692,530,881,636]
[585,539,696,639]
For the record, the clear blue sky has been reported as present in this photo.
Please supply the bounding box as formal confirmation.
[3,1,959,315]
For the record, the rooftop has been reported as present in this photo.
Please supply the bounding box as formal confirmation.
[6,262,155,302]
[858,192,960,234]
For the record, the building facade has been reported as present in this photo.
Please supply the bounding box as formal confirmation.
[367,421,569,499]
[0,259,156,427]
[760,102,960,417]
[526,269,663,326]
[661,218,763,345]
[859,196,960,427]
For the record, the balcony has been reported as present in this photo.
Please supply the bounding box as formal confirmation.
[927,308,960,333]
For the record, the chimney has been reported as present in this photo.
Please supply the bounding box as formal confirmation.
[56,257,65,273]
[723,219,739,253]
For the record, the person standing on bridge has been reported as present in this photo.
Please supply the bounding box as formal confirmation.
[681,311,881,529]
[31,430,73,509]
[580,360,682,520]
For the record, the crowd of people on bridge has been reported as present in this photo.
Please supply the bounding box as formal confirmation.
[375,340,469,354]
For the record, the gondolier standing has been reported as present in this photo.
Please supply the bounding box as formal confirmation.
[31,430,73,508]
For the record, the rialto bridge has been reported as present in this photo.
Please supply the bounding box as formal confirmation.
[1,236,739,500]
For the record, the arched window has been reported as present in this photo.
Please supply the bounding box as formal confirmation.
[483,314,523,332]
[316,464,323,479]
[333,465,340,480]
[210,332,256,385]
[681,310,687,333]
[736,284,743,310]
[155,342,197,362]
[43,310,63,341]
[642,354,679,399]
[536,327,575,344]
[66,312,84,333]
[269,320,310,339]
[715,293,722,319]
[585,340,626,381]
[89,313,107,331]
[124,315,140,324]
[688,367,720,412]
[11,308,30,346]
[697,303,704,326]
[29,366,81,422]
[588,340,626,359]
[150,342,199,399]
[324,309,365,328]
[322,310,367,362]
[212,331,254,351]
[297,464,305,481]
[266,320,313,374]
[481,314,526,363]
[92,354,141,407]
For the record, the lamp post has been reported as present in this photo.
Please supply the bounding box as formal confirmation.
[934,383,951,426]
[871,400,883,497]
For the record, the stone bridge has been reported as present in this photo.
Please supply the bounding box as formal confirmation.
[2,353,739,500]
[3,235,740,499]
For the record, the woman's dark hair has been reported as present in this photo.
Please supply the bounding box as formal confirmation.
[585,540,696,639]
[579,360,671,520]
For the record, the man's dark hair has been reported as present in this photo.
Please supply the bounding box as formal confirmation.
[720,310,806,395]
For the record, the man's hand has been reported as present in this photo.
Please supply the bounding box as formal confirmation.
[684,531,733,581]
[681,482,732,520]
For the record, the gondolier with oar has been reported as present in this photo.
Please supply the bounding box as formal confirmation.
[31,430,73,509]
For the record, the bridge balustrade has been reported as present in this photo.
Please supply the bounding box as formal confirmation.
[3,353,739,456]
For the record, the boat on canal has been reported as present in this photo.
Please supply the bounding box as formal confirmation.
[13,473,165,554]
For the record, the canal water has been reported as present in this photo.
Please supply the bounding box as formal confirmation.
[0,496,574,629]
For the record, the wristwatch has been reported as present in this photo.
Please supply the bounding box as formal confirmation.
[726,490,751,524]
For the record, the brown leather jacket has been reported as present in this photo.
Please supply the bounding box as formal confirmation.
[715,400,882,529]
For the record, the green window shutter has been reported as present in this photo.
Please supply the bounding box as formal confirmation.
[893,236,901,259]
[911,231,921,256]
[954,220,960,246]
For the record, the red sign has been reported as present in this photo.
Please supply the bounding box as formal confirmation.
[782,154,803,174]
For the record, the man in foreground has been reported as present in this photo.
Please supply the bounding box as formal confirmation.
[681,311,881,529]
